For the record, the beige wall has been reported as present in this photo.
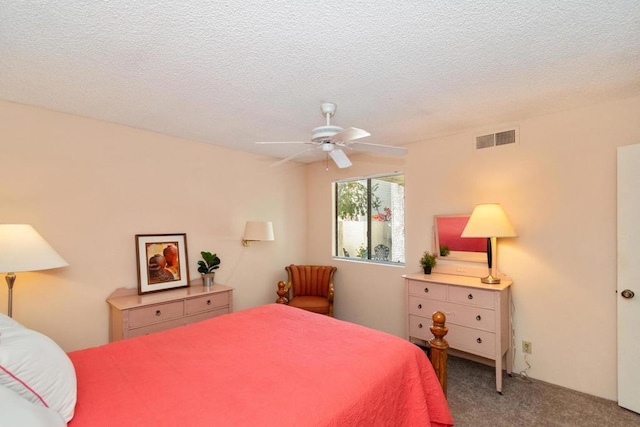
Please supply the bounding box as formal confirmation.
[3,94,639,401]
[0,100,308,352]
[307,94,640,400]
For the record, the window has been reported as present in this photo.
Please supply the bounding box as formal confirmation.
[334,173,405,264]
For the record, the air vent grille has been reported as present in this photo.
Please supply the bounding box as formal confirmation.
[495,129,516,146]
[475,127,518,150]
[476,134,495,149]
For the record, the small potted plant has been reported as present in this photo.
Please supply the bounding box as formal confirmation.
[419,251,437,275]
[439,244,450,257]
[197,251,221,287]
[356,243,368,259]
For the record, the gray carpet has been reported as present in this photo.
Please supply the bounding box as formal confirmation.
[445,355,640,426]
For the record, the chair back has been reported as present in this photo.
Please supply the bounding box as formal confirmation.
[286,265,336,298]
[373,244,390,261]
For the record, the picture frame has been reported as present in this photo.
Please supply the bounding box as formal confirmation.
[136,233,190,294]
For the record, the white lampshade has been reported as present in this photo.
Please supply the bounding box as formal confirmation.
[461,204,517,238]
[461,204,516,285]
[0,224,68,273]
[242,221,274,246]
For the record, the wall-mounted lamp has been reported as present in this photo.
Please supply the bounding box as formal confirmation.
[0,224,69,317]
[461,204,517,284]
[242,221,275,247]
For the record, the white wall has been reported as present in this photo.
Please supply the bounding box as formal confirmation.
[0,100,308,352]
[307,94,640,400]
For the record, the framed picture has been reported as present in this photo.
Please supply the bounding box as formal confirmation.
[136,233,190,294]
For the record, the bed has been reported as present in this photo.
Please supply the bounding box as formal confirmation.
[1,304,453,426]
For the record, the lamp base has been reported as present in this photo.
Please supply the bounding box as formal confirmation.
[481,274,501,285]
[6,272,16,318]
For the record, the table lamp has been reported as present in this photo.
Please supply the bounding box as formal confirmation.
[461,204,517,284]
[0,224,68,317]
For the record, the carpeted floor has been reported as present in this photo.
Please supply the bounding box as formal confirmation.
[445,355,640,426]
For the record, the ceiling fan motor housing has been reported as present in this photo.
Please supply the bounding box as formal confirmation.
[312,125,344,142]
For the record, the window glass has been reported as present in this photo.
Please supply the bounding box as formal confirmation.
[335,174,404,264]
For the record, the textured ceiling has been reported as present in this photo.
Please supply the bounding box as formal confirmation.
[2,1,640,163]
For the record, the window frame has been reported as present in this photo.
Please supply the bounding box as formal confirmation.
[333,172,405,265]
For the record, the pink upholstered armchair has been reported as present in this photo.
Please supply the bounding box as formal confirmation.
[276,265,337,317]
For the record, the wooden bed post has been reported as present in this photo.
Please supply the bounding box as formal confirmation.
[276,281,289,304]
[429,311,449,397]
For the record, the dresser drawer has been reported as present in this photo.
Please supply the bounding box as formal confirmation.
[449,286,495,309]
[447,324,496,359]
[410,296,496,332]
[185,293,229,315]
[128,301,184,328]
[408,296,444,319]
[408,314,434,341]
[186,307,230,325]
[126,317,187,338]
[407,281,447,301]
[448,303,495,332]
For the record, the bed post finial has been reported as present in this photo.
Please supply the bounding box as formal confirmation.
[429,311,449,396]
[276,281,289,304]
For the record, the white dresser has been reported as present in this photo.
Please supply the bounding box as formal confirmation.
[404,272,512,393]
[107,282,233,342]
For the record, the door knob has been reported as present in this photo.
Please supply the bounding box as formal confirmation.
[621,289,635,299]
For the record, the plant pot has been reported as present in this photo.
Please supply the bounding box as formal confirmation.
[423,266,432,275]
[202,272,215,287]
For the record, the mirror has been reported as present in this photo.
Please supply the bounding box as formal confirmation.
[434,215,488,263]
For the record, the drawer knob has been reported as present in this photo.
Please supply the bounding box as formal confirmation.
[476,338,482,344]
[476,315,482,321]
[155,310,161,316]
[468,294,474,300]
[418,323,423,329]
[423,287,429,293]
[207,300,212,305]
[417,304,422,309]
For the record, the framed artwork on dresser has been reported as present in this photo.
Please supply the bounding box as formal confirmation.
[135,233,190,294]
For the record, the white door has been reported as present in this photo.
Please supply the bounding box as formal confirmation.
[617,143,640,413]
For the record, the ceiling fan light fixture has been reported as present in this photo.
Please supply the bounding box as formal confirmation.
[321,143,335,152]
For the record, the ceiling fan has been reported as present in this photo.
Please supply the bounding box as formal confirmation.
[256,102,407,168]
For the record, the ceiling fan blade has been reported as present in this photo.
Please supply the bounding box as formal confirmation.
[255,141,309,145]
[329,149,352,169]
[331,127,371,143]
[344,141,407,157]
[269,147,318,167]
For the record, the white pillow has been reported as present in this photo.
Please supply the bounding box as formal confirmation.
[0,311,22,330]
[0,313,77,422]
[0,384,66,427]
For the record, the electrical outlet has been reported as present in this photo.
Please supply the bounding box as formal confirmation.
[522,341,532,354]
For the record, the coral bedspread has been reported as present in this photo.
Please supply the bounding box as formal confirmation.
[68,304,453,427]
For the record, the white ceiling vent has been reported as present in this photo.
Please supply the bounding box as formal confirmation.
[475,127,519,150]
